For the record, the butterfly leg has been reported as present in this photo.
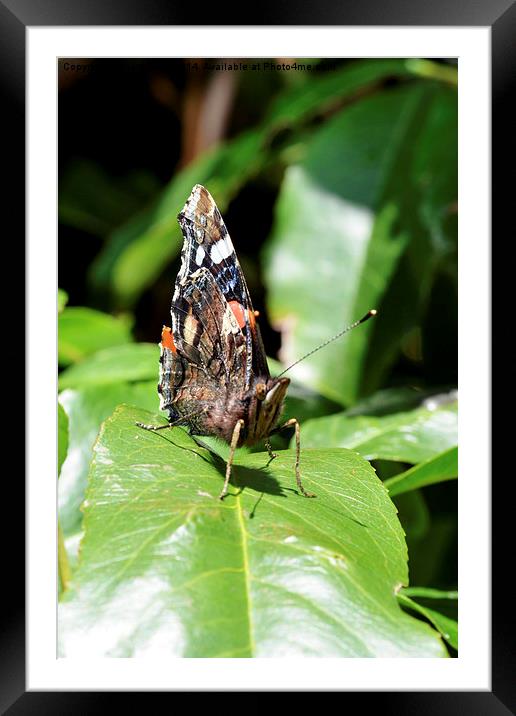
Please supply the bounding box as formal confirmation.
[264,439,277,467]
[219,419,245,500]
[276,418,316,498]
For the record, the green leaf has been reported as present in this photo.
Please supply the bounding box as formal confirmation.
[58,402,69,478]
[58,307,133,366]
[59,404,447,658]
[58,343,159,390]
[264,86,427,404]
[58,289,68,314]
[300,399,457,463]
[361,86,457,395]
[264,83,457,405]
[385,447,458,496]
[59,159,160,236]
[405,515,458,589]
[392,490,430,541]
[397,591,458,650]
[58,382,158,537]
[345,386,454,417]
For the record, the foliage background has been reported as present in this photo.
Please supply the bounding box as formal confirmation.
[58,58,458,658]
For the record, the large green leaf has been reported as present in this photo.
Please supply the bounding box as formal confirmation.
[58,382,158,537]
[263,82,457,405]
[59,404,447,657]
[58,307,133,366]
[58,343,158,390]
[300,400,457,463]
[385,446,458,496]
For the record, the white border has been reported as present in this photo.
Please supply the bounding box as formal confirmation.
[28,27,490,690]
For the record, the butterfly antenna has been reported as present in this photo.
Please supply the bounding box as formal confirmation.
[276,309,377,378]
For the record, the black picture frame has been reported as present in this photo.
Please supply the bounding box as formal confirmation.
[2,0,508,711]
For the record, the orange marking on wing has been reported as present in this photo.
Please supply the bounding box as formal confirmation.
[161,325,177,353]
[229,301,259,331]
[229,300,246,329]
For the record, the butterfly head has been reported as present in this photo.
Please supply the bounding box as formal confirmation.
[253,376,290,423]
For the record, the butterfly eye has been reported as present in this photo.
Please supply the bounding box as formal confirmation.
[255,383,267,401]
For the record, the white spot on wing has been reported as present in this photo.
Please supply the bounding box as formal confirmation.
[195,245,205,266]
[210,238,233,264]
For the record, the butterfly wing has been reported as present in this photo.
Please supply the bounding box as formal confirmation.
[173,184,269,389]
[171,267,246,385]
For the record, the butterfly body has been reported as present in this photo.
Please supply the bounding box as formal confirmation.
[159,335,289,448]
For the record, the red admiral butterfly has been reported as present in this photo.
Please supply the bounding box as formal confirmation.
[137,184,376,499]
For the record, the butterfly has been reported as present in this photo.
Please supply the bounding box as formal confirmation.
[137,184,376,499]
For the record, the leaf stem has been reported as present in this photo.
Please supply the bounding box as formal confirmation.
[405,59,458,87]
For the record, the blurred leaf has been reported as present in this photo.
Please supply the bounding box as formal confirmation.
[300,400,457,463]
[59,159,160,236]
[58,289,68,314]
[280,379,342,425]
[361,86,457,394]
[392,490,430,541]
[385,446,458,497]
[59,404,446,658]
[397,591,457,650]
[58,343,158,390]
[58,402,69,477]
[405,515,457,588]
[58,307,133,366]
[266,359,341,425]
[264,83,448,405]
[59,381,158,537]
[345,386,453,417]
[265,83,456,405]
